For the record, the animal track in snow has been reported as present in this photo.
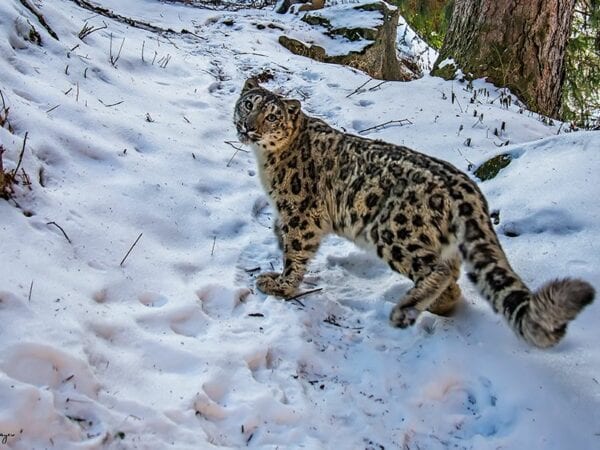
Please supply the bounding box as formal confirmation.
[169,308,211,337]
[326,251,389,280]
[135,303,211,338]
[351,119,371,132]
[87,320,125,343]
[138,291,169,307]
[196,284,251,319]
[194,391,228,421]
[0,291,31,314]
[501,208,583,237]
[12,88,39,104]
[235,240,281,288]
[245,347,279,385]
[411,375,514,441]
[1,343,100,398]
[301,70,321,82]
[172,261,203,280]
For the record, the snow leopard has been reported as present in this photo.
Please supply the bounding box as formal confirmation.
[233,78,594,348]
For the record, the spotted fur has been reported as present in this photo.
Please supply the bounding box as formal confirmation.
[234,78,594,348]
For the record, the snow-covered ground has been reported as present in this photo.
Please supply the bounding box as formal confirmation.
[0,1,599,449]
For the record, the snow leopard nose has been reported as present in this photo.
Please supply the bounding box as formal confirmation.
[244,120,257,132]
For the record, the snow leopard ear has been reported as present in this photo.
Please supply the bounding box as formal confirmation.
[285,99,301,116]
[242,78,260,93]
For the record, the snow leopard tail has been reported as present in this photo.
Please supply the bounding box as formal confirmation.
[459,214,595,348]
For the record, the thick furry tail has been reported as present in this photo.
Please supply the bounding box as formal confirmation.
[521,278,595,347]
[459,212,595,347]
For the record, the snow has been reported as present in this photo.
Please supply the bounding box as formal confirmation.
[437,57,455,68]
[0,0,599,449]
[279,23,373,57]
[311,2,384,30]
[274,0,387,57]
[396,15,438,72]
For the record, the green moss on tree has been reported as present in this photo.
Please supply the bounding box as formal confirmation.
[561,0,600,128]
[432,61,457,79]
[392,0,453,49]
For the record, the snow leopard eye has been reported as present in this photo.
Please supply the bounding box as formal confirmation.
[244,100,253,110]
[266,113,277,122]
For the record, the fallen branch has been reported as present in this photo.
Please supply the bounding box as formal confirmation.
[68,0,205,40]
[18,0,59,41]
[358,119,413,134]
[286,287,323,302]
[70,0,171,33]
[163,0,275,12]
[346,78,372,98]
[368,81,388,92]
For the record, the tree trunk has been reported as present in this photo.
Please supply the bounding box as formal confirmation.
[432,0,576,118]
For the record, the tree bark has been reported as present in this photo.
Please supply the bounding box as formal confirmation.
[432,0,576,118]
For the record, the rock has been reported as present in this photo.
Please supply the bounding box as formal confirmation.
[278,1,420,81]
[279,35,326,60]
[276,0,325,14]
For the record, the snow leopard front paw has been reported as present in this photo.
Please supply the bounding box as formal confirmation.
[256,272,297,298]
[389,305,420,328]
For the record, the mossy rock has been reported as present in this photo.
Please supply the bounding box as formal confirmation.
[302,9,378,42]
[278,36,327,61]
[355,2,386,13]
[474,153,512,181]
[431,61,458,80]
[329,27,378,42]
[302,15,331,28]
[280,1,420,81]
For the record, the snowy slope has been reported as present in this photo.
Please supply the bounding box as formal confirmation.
[0,1,599,449]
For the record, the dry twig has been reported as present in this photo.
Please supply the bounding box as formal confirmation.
[109,33,125,67]
[46,221,72,244]
[120,233,143,266]
[358,119,413,134]
[14,132,28,175]
[287,287,323,302]
[78,21,107,40]
[346,78,372,98]
[210,236,216,256]
[98,99,124,107]
[225,141,249,167]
